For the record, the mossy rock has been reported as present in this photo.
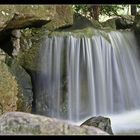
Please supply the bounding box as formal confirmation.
[0,5,73,31]
[5,57,33,112]
[16,27,47,72]
[45,5,73,31]
[57,13,102,31]
[101,18,117,30]
[51,27,111,43]
[0,61,18,115]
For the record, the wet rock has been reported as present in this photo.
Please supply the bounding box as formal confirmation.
[80,116,113,135]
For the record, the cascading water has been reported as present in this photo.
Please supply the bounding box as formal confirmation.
[34,30,140,134]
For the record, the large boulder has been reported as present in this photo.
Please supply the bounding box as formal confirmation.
[115,15,134,30]
[80,116,113,135]
[0,112,109,135]
[0,58,33,114]
[0,5,73,31]
[16,27,45,72]
[0,5,73,45]
[101,16,134,30]
[57,13,102,31]
[101,18,117,30]
[5,58,33,112]
[0,61,18,115]
[45,5,73,31]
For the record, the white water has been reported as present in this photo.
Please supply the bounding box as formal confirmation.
[107,110,140,135]
[35,30,140,134]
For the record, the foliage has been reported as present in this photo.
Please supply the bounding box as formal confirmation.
[72,5,128,19]
[72,5,90,18]
[100,5,127,16]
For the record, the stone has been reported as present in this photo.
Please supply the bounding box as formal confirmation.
[0,112,109,135]
[11,29,21,38]
[0,61,18,115]
[80,116,113,135]
[5,58,33,113]
[101,18,117,30]
[0,5,73,31]
[58,13,102,31]
[0,48,6,62]
[0,5,73,47]
[45,5,73,31]
[115,16,134,30]
[101,16,134,30]
[11,38,20,56]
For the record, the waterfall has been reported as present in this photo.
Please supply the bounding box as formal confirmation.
[34,30,140,124]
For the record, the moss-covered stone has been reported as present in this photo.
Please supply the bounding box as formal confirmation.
[50,27,111,43]
[5,57,33,113]
[0,5,55,30]
[0,61,18,115]
[16,27,47,72]
[57,13,102,31]
[45,5,73,31]
[0,5,73,31]
[101,18,117,30]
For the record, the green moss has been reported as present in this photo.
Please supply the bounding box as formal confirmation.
[50,27,111,43]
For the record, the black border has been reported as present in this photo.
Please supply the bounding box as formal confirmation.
[0,0,140,138]
[0,0,139,4]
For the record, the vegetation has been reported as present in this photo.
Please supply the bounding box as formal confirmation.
[72,5,140,21]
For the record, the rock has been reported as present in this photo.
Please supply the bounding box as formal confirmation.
[58,13,102,31]
[11,38,20,56]
[101,16,134,30]
[0,61,18,115]
[45,5,73,31]
[0,112,109,135]
[5,12,51,30]
[16,27,45,72]
[5,58,33,113]
[80,116,113,135]
[11,29,21,38]
[0,48,6,62]
[115,16,134,30]
[101,18,117,30]
[11,29,21,56]
[0,5,73,47]
[133,12,140,30]
[0,5,73,31]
